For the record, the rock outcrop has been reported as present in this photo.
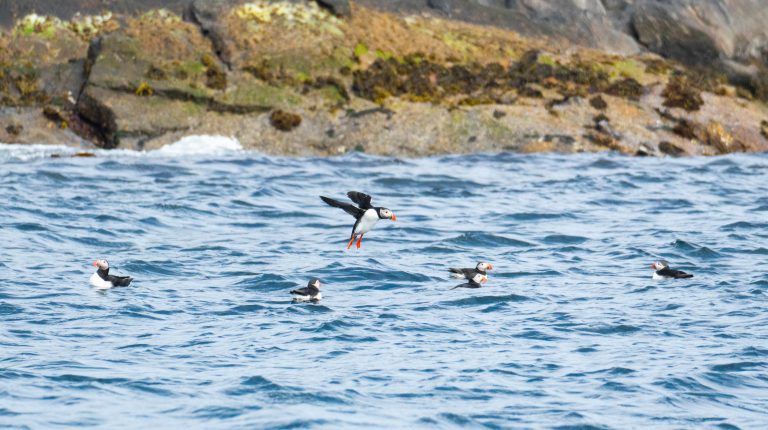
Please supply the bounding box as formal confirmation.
[1,1,768,156]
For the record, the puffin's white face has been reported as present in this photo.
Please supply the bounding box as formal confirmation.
[92,259,109,270]
[311,279,321,289]
[476,262,493,271]
[651,261,667,271]
[472,273,488,284]
[378,208,397,221]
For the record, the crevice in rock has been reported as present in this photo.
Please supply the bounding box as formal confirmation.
[70,37,111,147]
[77,37,102,104]
[185,1,232,71]
[77,89,118,148]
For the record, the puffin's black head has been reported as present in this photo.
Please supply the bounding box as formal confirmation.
[377,207,396,221]
[308,278,321,289]
[476,262,493,271]
[92,259,109,270]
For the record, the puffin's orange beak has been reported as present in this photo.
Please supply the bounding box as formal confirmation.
[481,276,488,283]
[92,261,98,267]
[391,214,397,221]
[650,263,655,269]
[487,264,493,270]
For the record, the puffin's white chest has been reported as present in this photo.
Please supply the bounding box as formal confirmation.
[652,272,667,280]
[354,209,379,235]
[90,272,113,289]
[293,292,322,302]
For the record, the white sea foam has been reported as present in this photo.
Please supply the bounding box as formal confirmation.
[0,135,243,162]
[151,135,243,156]
[0,143,78,162]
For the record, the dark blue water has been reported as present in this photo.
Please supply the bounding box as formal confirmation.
[1,139,768,429]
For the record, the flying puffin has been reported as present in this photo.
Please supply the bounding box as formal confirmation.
[90,259,133,289]
[320,191,396,249]
[449,262,493,280]
[290,278,322,302]
[651,261,693,280]
[450,273,488,289]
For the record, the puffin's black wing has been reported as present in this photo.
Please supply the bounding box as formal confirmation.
[669,269,693,278]
[347,191,373,209]
[108,275,132,287]
[321,196,364,218]
[290,285,319,296]
[450,281,482,290]
[658,267,693,279]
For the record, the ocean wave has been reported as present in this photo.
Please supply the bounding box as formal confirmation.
[2,150,768,429]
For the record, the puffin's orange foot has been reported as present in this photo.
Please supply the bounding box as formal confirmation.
[356,234,363,249]
[347,236,356,249]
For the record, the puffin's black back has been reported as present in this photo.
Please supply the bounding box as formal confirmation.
[658,267,693,278]
[108,275,133,287]
[448,267,485,279]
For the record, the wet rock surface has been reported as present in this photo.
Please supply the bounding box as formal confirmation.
[0,1,767,156]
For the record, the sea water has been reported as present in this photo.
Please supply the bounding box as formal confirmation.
[1,138,767,429]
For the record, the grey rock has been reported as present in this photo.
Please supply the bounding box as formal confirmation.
[315,0,351,17]
[4,0,768,74]
[427,0,452,15]
[630,0,768,79]
[188,0,235,68]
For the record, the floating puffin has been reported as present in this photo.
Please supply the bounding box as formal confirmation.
[651,261,693,280]
[90,259,133,289]
[290,278,322,302]
[449,262,493,280]
[320,191,396,249]
[450,273,488,289]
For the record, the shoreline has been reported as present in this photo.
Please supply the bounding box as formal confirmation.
[1,2,768,157]
[3,138,768,162]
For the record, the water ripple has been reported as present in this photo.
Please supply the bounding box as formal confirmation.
[1,144,767,428]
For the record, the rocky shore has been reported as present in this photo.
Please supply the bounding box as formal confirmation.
[1,0,767,156]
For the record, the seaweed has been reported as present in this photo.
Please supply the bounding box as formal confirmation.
[672,118,697,140]
[43,105,68,128]
[605,78,643,100]
[135,81,154,97]
[5,123,23,135]
[145,65,168,81]
[663,72,704,111]
[658,141,684,156]
[270,109,302,131]
[589,95,607,110]
[642,58,672,75]
[518,85,543,98]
